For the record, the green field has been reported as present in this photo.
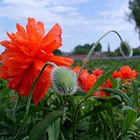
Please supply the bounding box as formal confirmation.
[73,59,140,72]
[0,58,140,140]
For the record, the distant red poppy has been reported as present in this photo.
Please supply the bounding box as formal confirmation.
[112,71,121,78]
[73,66,97,92]
[84,74,97,91]
[112,66,137,79]
[73,66,112,97]
[0,18,73,105]
[93,79,112,97]
[92,68,103,78]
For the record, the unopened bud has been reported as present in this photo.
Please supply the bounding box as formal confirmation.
[120,41,133,58]
[51,67,78,95]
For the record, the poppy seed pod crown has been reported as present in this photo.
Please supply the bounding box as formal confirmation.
[51,67,78,95]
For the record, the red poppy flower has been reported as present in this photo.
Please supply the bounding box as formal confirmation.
[73,66,81,73]
[0,18,73,105]
[112,71,121,78]
[119,66,137,79]
[92,68,103,78]
[73,66,112,97]
[83,74,97,91]
[73,66,97,91]
[112,66,137,79]
[93,79,112,97]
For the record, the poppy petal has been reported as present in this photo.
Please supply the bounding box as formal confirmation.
[41,23,62,53]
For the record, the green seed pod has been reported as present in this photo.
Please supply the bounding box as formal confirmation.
[119,41,133,58]
[51,67,78,95]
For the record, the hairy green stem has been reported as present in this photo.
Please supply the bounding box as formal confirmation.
[14,94,19,111]
[77,30,123,77]
[12,62,57,140]
[73,95,91,140]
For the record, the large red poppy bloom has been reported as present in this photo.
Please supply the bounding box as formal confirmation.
[0,18,73,105]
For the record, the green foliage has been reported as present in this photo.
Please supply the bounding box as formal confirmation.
[73,59,140,72]
[129,0,140,37]
[105,46,140,57]
[0,60,140,140]
[30,111,62,140]
[72,43,102,55]
[53,49,62,55]
[133,47,140,55]
[93,43,102,52]
[73,44,91,55]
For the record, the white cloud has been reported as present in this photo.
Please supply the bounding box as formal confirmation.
[1,0,90,6]
[36,0,90,6]
[99,0,129,19]
[48,6,77,13]
[0,0,132,32]
[0,0,90,27]
[96,0,132,32]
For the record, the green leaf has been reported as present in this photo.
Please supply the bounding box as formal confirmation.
[122,106,136,112]
[81,96,122,119]
[29,111,62,140]
[0,108,14,126]
[47,117,61,140]
[0,122,13,133]
[123,109,136,133]
[122,106,137,134]
[74,90,86,96]
[88,68,115,95]
[131,80,139,108]
[100,88,132,106]
[59,131,65,140]
[102,95,122,106]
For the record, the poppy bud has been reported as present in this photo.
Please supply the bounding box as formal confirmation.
[51,67,78,95]
[119,41,133,58]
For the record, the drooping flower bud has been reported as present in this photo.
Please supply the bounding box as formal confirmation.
[51,67,78,95]
[119,41,133,58]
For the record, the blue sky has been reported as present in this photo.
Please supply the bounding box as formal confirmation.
[0,0,139,53]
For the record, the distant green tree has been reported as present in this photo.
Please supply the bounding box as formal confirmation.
[73,44,91,55]
[73,43,102,55]
[114,47,121,56]
[93,43,102,52]
[53,49,62,55]
[129,0,140,37]
[133,47,140,55]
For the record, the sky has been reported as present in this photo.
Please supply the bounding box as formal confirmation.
[0,0,139,53]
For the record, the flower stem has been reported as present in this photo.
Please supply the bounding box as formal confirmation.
[14,94,19,111]
[12,62,57,140]
[23,62,57,122]
[73,95,91,140]
[77,30,123,77]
